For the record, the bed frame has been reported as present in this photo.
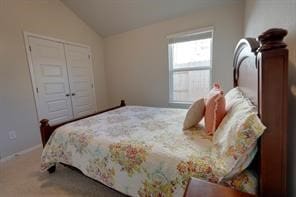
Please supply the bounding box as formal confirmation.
[233,28,288,196]
[40,28,288,196]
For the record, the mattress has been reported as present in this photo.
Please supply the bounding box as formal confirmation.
[41,106,257,196]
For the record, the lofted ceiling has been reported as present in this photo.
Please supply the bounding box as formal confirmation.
[62,0,241,37]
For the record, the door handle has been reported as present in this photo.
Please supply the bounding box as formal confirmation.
[65,94,70,97]
[72,93,76,96]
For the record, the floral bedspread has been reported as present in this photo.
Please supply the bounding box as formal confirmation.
[41,106,257,196]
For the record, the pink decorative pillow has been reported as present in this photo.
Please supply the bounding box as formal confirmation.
[205,83,226,135]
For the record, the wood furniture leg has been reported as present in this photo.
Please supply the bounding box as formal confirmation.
[48,165,56,174]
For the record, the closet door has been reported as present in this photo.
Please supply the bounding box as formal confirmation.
[64,44,96,118]
[28,37,73,124]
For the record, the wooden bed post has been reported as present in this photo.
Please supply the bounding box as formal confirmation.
[257,29,288,197]
[40,119,51,148]
[120,100,126,107]
[40,119,56,173]
[233,28,288,196]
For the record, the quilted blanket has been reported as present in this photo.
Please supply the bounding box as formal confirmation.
[41,106,257,196]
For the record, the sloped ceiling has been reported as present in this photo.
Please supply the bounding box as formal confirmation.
[62,0,241,37]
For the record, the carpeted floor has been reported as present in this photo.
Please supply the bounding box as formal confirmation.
[0,147,125,197]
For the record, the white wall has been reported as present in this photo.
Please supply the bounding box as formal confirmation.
[104,2,245,107]
[0,0,108,158]
[244,0,296,196]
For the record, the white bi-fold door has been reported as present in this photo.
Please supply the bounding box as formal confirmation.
[28,37,73,124]
[64,44,96,118]
[27,36,96,125]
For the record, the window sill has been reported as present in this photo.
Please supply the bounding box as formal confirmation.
[168,102,191,109]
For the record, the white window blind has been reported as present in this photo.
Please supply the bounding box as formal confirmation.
[168,28,213,104]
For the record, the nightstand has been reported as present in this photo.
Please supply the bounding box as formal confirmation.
[184,177,255,197]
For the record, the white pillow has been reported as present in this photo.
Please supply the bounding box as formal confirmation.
[225,87,245,111]
[212,112,265,181]
[211,88,265,181]
[183,98,205,130]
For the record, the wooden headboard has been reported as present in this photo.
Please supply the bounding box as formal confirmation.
[233,28,288,196]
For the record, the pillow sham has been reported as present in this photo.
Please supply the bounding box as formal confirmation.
[225,87,245,111]
[204,83,226,135]
[213,87,259,180]
[211,96,265,181]
[215,88,257,143]
[183,98,205,130]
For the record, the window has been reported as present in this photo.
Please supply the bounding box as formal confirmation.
[168,28,213,104]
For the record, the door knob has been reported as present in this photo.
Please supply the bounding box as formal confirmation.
[72,93,76,96]
[65,94,70,97]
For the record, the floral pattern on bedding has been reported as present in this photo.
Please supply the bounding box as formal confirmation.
[223,170,258,194]
[176,156,219,187]
[86,156,115,187]
[109,141,152,176]
[41,106,257,196]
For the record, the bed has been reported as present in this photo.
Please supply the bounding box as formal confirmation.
[40,28,288,197]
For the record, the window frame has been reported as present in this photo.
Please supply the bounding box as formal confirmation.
[167,27,214,107]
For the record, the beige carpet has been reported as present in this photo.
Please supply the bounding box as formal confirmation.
[0,147,125,197]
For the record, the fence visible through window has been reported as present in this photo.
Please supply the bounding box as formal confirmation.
[168,28,213,104]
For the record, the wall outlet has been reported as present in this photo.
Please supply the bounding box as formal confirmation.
[8,130,16,140]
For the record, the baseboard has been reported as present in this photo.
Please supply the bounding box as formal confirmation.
[0,144,42,163]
